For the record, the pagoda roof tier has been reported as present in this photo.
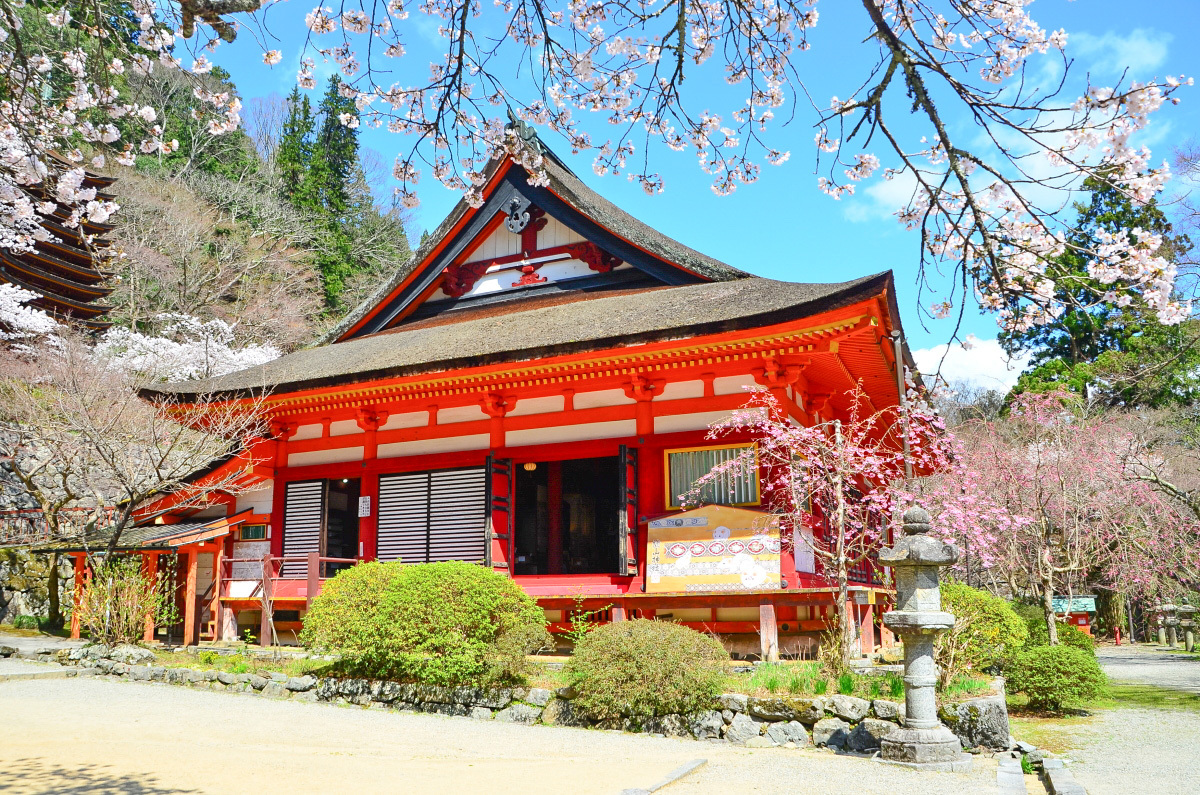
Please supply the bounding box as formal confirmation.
[145,272,896,402]
[0,267,112,322]
[0,251,112,297]
[24,244,110,283]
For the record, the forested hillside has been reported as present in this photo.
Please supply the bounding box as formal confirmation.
[101,66,413,352]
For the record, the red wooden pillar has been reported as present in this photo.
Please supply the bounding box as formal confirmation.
[359,472,378,561]
[259,553,273,648]
[611,605,627,622]
[70,554,86,639]
[859,601,875,655]
[306,551,320,608]
[182,550,199,646]
[211,538,225,642]
[142,552,160,643]
[759,601,779,662]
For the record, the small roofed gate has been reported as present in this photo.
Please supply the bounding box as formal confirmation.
[375,467,488,564]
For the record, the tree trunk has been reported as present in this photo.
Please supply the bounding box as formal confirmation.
[1041,572,1059,646]
[1095,589,1125,639]
[46,553,63,630]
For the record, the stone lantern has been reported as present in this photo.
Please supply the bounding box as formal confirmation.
[1154,605,1168,647]
[1178,601,1196,653]
[1163,603,1180,648]
[877,506,970,771]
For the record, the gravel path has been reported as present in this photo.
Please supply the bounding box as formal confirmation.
[1064,708,1200,795]
[0,676,1000,795]
[1096,643,1200,693]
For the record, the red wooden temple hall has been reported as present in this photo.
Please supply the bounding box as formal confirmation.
[107,132,912,658]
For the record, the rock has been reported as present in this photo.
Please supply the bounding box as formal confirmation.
[766,721,812,747]
[721,709,734,724]
[952,695,1010,751]
[847,718,899,752]
[423,702,470,717]
[108,644,156,665]
[217,671,237,685]
[469,707,493,720]
[688,710,725,741]
[111,663,130,676]
[202,670,219,682]
[724,712,765,745]
[268,672,289,682]
[828,695,870,722]
[747,696,826,724]
[248,675,268,690]
[286,675,317,692]
[148,667,167,681]
[556,686,577,700]
[471,688,513,709]
[525,687,553,707]
[718,693,749,712]
[744,735,778,748]
[495,703,543,724]
[127,667,152,681]
[872,699,902,721]
[293,691,319,703]
[1016,740,1037,755]
[812,717,851,749]
[643,715,690,738]
[541,699,586,727]
[878,646,905,664]
[0,645,16,657]
[182,668,202,683]
[261,681,290,699]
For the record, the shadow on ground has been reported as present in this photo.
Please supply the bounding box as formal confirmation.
[0,759,197,795]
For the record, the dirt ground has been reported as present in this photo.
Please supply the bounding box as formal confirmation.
[0,674,1002,795]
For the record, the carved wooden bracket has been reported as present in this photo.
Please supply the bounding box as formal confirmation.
[268,419,297,440]
[753,356,811,390]
[623,374,662,402]
[566,241,622,273]
[442,259,492,298]
[481,393,515,418]
[355,407,390,432]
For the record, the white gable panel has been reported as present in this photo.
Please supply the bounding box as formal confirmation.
[465,224,521,263]
[536,216,585,249]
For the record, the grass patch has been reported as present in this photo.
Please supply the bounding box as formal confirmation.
[1008,713,1090,754]
[1099,682,1200,712]
[151,649,334,679]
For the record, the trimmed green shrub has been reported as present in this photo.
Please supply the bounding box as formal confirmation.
[1007,645,1105,711]
[935,582,1027,684]
[300,561,551,686]
[12,615,40,630]
[1022,615,1095,655]
[565,619,729,721]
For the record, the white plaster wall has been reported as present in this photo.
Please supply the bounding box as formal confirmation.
[657,380,705,401]
[437,405,488,424]
[379,411,428,431]
[653,410,735,435]
[329,420,363,437]
[287,446,365,467]
[573,388,635,409]
[505,419,636,447]
[236,483,273,515]
[536,216,585,249]
[291,423,323,441]
[713,374,757,396]
[377,434,490,458]
[507,395,565,416]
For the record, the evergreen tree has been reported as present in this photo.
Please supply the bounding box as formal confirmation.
[276,88,315,203]
[1005,176,1198,408]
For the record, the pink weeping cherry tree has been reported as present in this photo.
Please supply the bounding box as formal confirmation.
[1,0,1192,338]
[686,385,958,668]
[922,390,1200,645]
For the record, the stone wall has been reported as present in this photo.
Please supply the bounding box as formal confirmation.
[33,645,1010,753]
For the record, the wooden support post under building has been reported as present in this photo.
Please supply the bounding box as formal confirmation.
[70,554,85,640]
[211,538,225,641]
[611,605,627,622]
[259,553,273,648]
[759,602,779,662]
[183,551,199,646]
[142,552,160,643]
[859,601,875,655]
[307,551,321,609]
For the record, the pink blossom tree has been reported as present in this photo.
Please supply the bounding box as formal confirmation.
[688,385,956,667]
[923,391,1200,645]
[1,1,1192,337]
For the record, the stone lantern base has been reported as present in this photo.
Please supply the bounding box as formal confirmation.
[879,725,973,772]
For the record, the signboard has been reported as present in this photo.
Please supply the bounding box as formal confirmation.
[357,496,372,518]
[646,505,781,593]
[1051,595,1096,614]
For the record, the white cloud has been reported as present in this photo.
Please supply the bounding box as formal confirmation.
[1071,29,1172,75]
[913,336,1030,391]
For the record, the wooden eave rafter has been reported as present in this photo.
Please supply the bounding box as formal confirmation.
[266,310,882,420]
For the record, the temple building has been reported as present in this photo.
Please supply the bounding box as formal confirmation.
[73,137,912,658]
[0,170,116,329]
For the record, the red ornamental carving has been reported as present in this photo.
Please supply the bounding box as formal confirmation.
[442,259,492,298]
[511,263,548,287]
[521,207,548,252]
[565,241,622,273]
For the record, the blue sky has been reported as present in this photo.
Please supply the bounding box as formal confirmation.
[206,1,1200,388]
